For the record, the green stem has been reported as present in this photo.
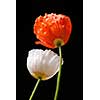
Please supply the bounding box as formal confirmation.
[29,78,41,100]
[54,46,62,100]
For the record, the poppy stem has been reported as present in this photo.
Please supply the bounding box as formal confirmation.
[54,46,62,100]
[29,78,41,100]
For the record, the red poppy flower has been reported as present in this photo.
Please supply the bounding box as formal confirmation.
[33,13,72,48]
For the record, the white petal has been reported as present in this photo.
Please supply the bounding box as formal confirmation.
[27,49,63,80]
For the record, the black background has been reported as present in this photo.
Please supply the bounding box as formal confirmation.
[16,0,83,100]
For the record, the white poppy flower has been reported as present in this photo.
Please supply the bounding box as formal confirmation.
[27,49,63,80]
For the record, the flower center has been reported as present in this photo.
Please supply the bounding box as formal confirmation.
[54,38,64,47]
[32,72,47,80]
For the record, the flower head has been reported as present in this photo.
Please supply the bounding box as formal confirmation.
[27,49,63,80]
[34,13,72,48]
